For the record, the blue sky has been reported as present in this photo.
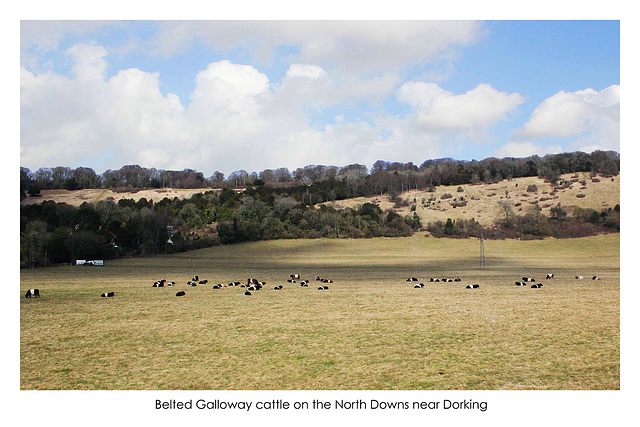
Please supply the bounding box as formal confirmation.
[20,19,620,177]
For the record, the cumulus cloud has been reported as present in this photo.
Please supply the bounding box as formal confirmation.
[492,142,563,159]
[396,81,525,133]
[515,85,620,152]
[149,21,486,72]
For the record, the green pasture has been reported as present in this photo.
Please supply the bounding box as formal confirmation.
[20,233,620,390]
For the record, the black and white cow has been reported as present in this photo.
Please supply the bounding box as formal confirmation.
[592,275,600,280]
[101,292,115,297]
[406,277,419,282]
[243,290,252,296]
[318,286,329,290]
[454,278,461,282]
[531,284,543,288]
[575,275,584,280]
[176,291,186,297]
[25,289,40,298]
[515,281,527,286]
[291,274,300,281]
[212,284,222,289]
[523,277,535,282]
[274,285,283,290]
[414,283,425,288]
[546,273,555,279]
[466,284,480,289]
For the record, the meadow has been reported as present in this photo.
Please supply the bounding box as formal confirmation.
[20,233,620,390]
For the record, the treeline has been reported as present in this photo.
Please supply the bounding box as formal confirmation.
[21,150,619,200]
[20,150,621,268]
[425,203,620,240]
[20,187,422,268]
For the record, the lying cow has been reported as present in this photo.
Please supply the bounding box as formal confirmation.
[101,292,115,297]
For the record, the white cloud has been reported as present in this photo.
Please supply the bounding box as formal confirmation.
[397,82,525,132]
[149,21,486,73]
[492,142,563,159]
[515,85,620,151]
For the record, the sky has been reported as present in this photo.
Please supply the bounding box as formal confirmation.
[20,19,620,178]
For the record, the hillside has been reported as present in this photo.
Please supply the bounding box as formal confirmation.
[320,172,619,226]
[21,172,619,227]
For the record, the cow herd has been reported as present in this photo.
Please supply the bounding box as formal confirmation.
[23,271,605,300]
[406,272,604,291]
[144,273,337,297]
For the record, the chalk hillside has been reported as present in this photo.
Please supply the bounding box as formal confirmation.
[21,172,619,227]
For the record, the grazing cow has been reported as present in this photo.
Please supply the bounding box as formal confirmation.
[515,281,527,286]
[274,285,283,290]
[592,275,600,280]
[101,292,115,297]
[192,276,199,282]
[575,275,584,280]
[175,291,186,297]
[315,276,321,281]
[243,291,252,296]
[291,274,300,280]
[531,284,543,288]
[546,273,555,279]
[466,284,480,289]
[25,289,40,298]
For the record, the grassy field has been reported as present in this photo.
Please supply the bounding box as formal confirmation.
[20,233,620,390]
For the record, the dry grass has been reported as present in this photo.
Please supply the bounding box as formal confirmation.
[20,234,619,390]
[20,187,217,207]
[321,172,620,226]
